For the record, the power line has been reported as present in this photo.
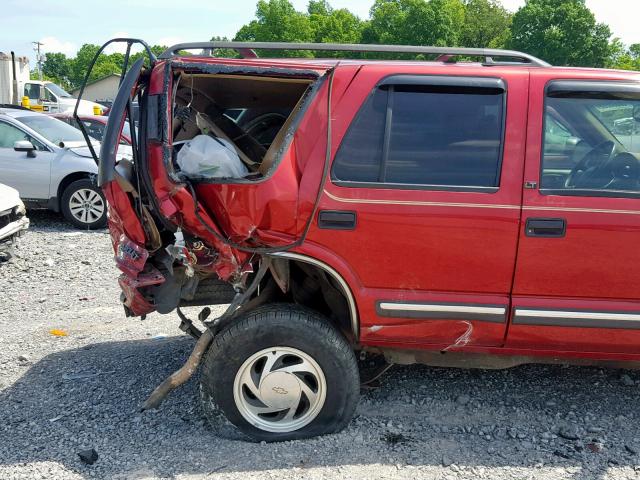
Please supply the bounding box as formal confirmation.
[32,41,44,81]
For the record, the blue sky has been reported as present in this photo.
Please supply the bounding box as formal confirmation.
[2,0,639,64]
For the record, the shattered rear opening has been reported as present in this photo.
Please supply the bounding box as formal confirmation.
[170,70,316,181]
[114,64,329,319]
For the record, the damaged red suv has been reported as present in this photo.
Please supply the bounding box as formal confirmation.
[93,40,640,441]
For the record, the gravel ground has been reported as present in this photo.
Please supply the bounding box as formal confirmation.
[1,211,640,480]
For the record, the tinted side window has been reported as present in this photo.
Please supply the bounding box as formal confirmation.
[541,86,640,196]
[24,83,40,100]
[332,88,387,183]
[0,122,28,148]
[385,87,503,186]
[332,82,504,189]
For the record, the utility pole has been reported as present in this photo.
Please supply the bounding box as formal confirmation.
[32,41,44,81]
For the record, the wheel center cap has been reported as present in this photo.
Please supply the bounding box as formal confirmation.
[260,372,301,409]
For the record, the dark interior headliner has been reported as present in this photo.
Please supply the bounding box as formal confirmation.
[179,74,312,110]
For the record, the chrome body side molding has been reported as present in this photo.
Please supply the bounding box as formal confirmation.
[513,308,640,330]
[377,302,507,323]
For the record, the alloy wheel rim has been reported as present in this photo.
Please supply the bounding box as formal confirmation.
[233,346,327,433]
[69,188,105,224]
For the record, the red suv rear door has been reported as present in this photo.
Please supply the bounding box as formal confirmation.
[308,65,529,349]
[510,69,640,354]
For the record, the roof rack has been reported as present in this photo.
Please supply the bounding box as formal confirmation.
[159,41,550,67]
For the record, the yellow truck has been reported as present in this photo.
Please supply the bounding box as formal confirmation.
[1,51,103,114]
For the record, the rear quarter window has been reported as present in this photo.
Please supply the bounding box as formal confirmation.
[331,88,387,183]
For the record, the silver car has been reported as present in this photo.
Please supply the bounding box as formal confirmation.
[0,106,106,228]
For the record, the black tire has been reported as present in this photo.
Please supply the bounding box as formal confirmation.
[0,246,13,262]
[60,179,107,229]
[200,304,359,442]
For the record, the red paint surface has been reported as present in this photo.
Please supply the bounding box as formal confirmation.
[103,181,158,316]
[105,57,640,362]
[508,68,640,354]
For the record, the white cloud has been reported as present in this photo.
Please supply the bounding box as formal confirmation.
[38,36,77,57]
[490,1,640,46]
[587,1,640,46]
[499,0,524,12]
[156,36,186,47]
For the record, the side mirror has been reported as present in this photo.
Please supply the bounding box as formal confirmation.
[14,140,36,158]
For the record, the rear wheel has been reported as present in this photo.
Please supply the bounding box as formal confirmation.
[61,179,107,229]
[200,304,359,442]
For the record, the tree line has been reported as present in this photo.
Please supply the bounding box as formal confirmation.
[41,0,640,91]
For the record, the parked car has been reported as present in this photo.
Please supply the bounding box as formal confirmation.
[96,40,640,442]
[0,182,29,259]
[0,106,107,228]
[93,100,140,127]
[51,112,133,145]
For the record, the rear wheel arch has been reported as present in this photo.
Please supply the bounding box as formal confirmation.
[59,177,106,229]
[54,172,96,211]
[268,252,360,343]
[181,255,360,342]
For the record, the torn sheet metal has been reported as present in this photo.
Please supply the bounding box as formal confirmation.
[269,257,290,293]
[441,321,474,352]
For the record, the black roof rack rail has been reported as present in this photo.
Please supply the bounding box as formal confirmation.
[159,41,550,67]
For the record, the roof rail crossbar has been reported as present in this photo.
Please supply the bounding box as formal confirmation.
[159,41,550,67]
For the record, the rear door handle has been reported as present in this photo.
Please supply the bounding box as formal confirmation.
[318,210,357,230]
[525,218,566,238]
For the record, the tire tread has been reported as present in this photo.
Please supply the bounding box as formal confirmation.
[200,304,359,441]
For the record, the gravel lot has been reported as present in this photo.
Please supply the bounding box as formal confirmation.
[1,211,640,479]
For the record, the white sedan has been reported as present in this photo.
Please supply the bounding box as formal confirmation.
[0,183,29,260]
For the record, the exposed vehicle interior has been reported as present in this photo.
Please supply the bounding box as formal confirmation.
[171,73,314,181]
[542,94,640,193]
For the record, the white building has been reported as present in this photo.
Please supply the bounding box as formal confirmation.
[72,73,120,104]
[0,52,30,104]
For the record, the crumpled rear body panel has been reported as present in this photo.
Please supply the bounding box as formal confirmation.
[102,58,349,316]
[193,146,300,244]
[145,60,332,249]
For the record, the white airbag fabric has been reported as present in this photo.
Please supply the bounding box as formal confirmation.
[176,135,248,178]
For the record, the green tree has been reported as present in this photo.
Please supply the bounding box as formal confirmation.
[308,1,363,45]
[461,0,512,48]
[230,0,364,58]
[129,44,167,66]
[208,36,239,58]
[362,0,465,51]
[38,44,167,90]
[510,0,613,67]
[234,0,314,56]
[67,44,121,87]
[41,53,72,89]
[608,41,640,71]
